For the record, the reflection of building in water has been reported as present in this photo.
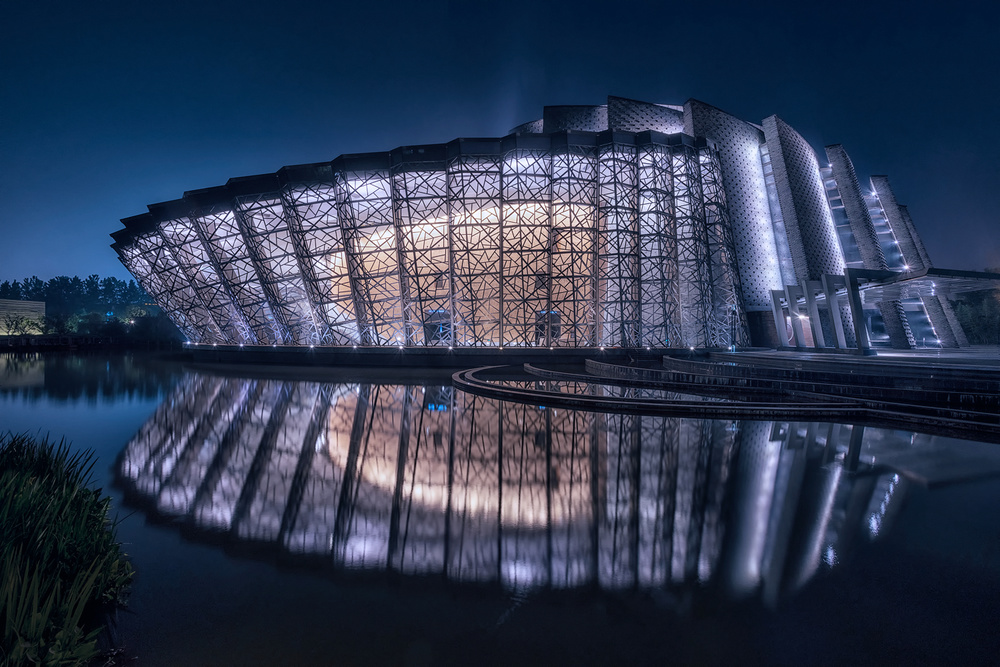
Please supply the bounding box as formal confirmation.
[0,354,45,389]
[119,376,905,600]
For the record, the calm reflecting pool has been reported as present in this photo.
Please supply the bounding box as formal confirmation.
[3,353,1000,665]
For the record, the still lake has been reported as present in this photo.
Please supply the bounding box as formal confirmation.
[2,352,999,666]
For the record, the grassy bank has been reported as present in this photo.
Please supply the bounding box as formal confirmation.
[0,434,133,666]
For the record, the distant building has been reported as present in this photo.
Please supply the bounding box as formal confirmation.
[0,299,45,335]
[111,96,988,351]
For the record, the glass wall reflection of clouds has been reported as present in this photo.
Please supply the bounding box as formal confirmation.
[118,375,906,604]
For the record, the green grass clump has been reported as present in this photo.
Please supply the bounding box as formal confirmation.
[0,433,134,666]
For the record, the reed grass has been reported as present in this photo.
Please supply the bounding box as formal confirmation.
[0,433,133,666]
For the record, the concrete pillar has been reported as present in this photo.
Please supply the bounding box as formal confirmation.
[771,290,791,348]
[803,281,827,348]
[844,269,871,352]
[784,285,808,348]
[821,274,849,349]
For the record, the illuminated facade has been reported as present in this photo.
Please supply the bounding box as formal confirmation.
[112,96,964,349]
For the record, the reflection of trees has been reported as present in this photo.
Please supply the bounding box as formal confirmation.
[0,353,181,402]
[118,376,906,602]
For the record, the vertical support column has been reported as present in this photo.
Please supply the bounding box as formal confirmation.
[844,269,871,353]
[803,281,827,349]
[596,136,640,347]
[784,284,807,348]
[821,274,849,349]
[770,290,789,348]
[674,143,713,348]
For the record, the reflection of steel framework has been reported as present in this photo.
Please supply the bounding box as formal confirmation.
[114,95,952,349]
[120,375,905,598]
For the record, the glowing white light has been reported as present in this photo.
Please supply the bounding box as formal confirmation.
[310,344,315,348]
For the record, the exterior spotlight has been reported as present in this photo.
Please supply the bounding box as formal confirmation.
[689,346,695,351]
[448,346,453,350]
[353,345,357,349]
[213,343,217,347]
[239,344,244,348]
[903,265,909,270]
[310,344,315,348]
[600,346,605,351]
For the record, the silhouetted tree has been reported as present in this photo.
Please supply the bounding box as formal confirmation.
[20,276,45,301]
[0,274,152,316]
[0,280,23,300]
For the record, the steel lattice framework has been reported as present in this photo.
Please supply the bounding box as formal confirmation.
[115,95,956,350]
[115,128,747,349]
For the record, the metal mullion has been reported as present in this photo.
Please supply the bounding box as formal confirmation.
[335,171,374,345]
[390,166,416,345]
[203,209,277,344]
[188,212,258,344]
[232,196,293,344]
[145,232,220,342]
[280,184,335,344]
[158,219,233,343]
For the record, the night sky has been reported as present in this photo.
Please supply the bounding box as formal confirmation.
[2,0,998,283]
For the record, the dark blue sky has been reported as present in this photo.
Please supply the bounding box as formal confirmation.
[2,0,998,282]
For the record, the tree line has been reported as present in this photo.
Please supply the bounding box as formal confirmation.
[0,275,180,340]
[0,275,149,315]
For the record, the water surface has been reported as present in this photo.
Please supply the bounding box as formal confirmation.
[3,352,999,665]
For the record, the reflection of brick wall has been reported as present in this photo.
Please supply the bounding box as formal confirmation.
[0,299,45,335]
